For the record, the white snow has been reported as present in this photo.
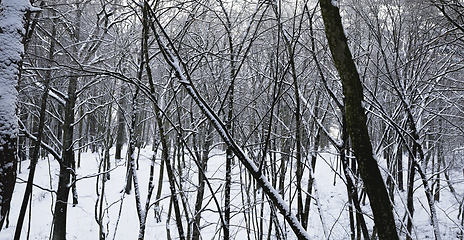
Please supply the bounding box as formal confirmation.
[0,145,461,239]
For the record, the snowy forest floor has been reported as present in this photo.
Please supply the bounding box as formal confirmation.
[1,146,463,239]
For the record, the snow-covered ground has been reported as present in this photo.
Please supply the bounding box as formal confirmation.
[1,146,463,239]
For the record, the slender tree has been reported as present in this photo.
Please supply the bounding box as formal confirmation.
[14,6,55,239]
[52,1,82,238]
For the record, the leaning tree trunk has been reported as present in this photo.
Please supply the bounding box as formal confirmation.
[0,0,31,230]
[319,1,399,239]
[149,9,311,239]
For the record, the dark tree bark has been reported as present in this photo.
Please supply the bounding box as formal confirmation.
[318,1,399,239]
[52,0,82,237]
[406,151,415,240]
[127,88,145,238]
[52,74,77,240]
[397,144,404,191]
[302,9,323,228]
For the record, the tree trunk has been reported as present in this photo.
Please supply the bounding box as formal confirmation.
[223,2,235,236]
[52,75,77,240]
[154,144,165,222]
[127,88,145,239]
[224,107,233,240]
[115,84,126,160]
[192,123,213,240]
[397,143,404,191]
[434,125,443,202]
[293,55,304,224]
[319,1,399,239]
[52,0,82,237]
[77,104,83,168]
[0,0,31,230]
[14,7,55,238]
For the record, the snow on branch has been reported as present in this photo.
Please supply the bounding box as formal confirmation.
[146,4,311,239]
[33,81,67,105]
[18,120,61,162]
[16,177,56,193]
[300,92,343,148]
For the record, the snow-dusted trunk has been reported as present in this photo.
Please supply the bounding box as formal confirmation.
[385,45,442,240]
[302,91,322,230]
[285,41,304,224]
[151,88,186,240]
[406,151,415,240]
[142,4,185,238]
[96,111,112,240]
[406,110,441,240]
[285,38,304,225]
[224,110,233,240]
[127,88,145,239]
[153,95,185,238]
[0,0,30,230]
[434,121,443,202]
[70,2,82,206]
[153,146,165,222]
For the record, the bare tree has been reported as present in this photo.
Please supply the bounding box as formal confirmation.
[318,1,399,239]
